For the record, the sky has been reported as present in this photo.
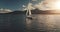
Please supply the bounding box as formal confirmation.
[34,0,60,10]
[0,0,42,11]
[0,0,29,10]
[1,0,59,11]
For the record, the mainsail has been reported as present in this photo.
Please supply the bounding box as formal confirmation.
[26,3,32,17]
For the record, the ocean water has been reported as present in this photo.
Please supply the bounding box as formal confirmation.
[0,14,26,32]
[1,13,60,32]
[26,14,60,32]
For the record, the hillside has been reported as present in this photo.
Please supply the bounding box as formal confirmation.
[0,11,26,14]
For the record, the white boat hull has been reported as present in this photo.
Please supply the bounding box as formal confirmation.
[26,15,33,20]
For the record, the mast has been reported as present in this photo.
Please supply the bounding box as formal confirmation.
[26,0,32,16]
[29,0,31,16]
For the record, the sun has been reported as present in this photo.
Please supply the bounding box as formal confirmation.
[54,1,60,10]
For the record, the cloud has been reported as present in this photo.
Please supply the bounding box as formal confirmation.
[22,3,35,10]
[27,3,35,10]
[23,0,49,10]
[33,0,60,10]
[23,0,51,10]
[23,0,60,11]
[0,8,12,13]
[22,5,26,7]
[20,0,60,11]
[34,0,50,10]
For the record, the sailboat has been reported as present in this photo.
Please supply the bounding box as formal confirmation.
[26,3,33,19]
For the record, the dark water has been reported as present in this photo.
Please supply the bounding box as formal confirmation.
[0,14,26,32]
[26,14,60,32]
[1,14,60,32]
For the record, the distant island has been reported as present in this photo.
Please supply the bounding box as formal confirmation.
[0,8,60,14]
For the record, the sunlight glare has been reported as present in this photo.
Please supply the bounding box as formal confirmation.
[54,1,60,10]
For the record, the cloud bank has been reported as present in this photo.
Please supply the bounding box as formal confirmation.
[0,8,12,13]
[23,0,60,11]
[35,0,60,10]
[22,3,35,11]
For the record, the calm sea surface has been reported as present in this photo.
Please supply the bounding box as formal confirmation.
[1,14,60,32]
[0,14,26,32]
[26,14,60,32]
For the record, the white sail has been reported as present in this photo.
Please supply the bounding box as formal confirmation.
[26,3,32,17]
[26,9,31,16]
